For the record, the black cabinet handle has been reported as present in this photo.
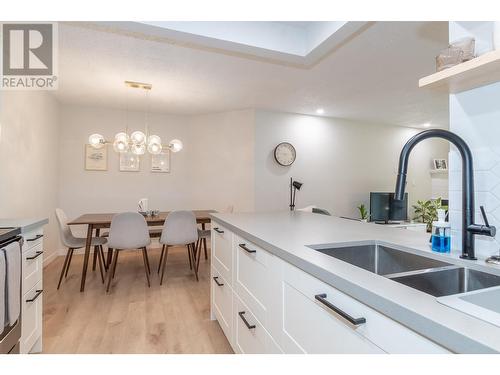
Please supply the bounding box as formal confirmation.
[26,289,43,303]
[214,227,224,234]
[27,234,43,242]
[315,293,366,326]
[239,243,256,253]
[213,276,224,287]
[238,311,256,330]
[26,251,43,260]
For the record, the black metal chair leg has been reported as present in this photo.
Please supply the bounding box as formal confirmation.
[143,247,151,275]
[57,248,72,290]
[65,248,74,278]
[190,243,199,282]
[187,245,193,270]
[158,244,165,274]
[106,250,119,293]
[160,245,169,285]
[92,245,98,271]
[97,246,105,283]
[203,237,208,260]
[106,248,113,269]
[196,240,202,274]
[142,247,151,287]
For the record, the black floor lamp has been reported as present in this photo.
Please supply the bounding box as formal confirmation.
[289,177,303,211]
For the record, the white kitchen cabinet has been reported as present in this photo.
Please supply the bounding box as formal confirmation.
[210,220,449,354]
[20,223,46,353]
[211,266,233,346]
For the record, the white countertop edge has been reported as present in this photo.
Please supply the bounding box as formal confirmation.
[0,217,49,233]
[210,211,500,354]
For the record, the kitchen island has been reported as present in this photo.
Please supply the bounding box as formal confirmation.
[209,211,500,354]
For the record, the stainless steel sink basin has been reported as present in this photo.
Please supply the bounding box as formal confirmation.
[312,244,450,276]
[390,267,500,297]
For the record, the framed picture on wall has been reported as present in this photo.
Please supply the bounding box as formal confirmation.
[85,144,107,171]
[119,151,140,172]
[151,150,170,173]
[433,159,448,170]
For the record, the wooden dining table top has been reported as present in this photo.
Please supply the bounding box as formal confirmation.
[68,209,216,227]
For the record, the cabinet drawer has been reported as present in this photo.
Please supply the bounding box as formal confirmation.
[211,223,233,285]
[23,230,44,251]
[235,236,272,326]
[283,263,448,353]
[21,281,43,353]
[23,242,43,294]
[234,296,282,354]
[212,267,233,345]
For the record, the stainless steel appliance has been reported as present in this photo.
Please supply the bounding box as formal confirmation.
[0,227,22,354]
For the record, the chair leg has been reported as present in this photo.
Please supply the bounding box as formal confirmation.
[196,240,202,274]
[112,250,120,279]
[100,245,108,271]
[187,245,193,270]
[190,243,199,282]
[65,248,74,278]
[141,247,151,287]
[106,248,113,269]
[106,250,119,293]
[203,238,208,260]
[158,244,165,274]
[160,245,169,285]
[57,248,72,290]
[143,247,151,275]
[92,245,98,271]
[97,246,105,284]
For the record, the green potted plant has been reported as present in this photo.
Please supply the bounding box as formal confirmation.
[412,197,443,232]
[357,204,370,222]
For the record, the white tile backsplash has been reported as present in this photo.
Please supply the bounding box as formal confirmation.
[448,21,500,258]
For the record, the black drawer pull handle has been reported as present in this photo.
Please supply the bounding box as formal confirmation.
[214,227,224,234]
[315,293,366,326]
[26,289,43,303]
[26,251,44,260]
[239,243,256,253]
[213,276,224,287]
[238,311,256,330]
[27,234,43,242]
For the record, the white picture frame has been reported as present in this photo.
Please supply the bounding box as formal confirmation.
[85,144,107,171]
[119,151,140,172]
[151,150,170,173]
[433,159,448,170]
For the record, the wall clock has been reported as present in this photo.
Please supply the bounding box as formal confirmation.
[274,142,296,166]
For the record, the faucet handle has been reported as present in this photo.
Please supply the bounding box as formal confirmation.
[480,206,490,227]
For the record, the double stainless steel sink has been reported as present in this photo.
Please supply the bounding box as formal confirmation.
[312,244,500,297]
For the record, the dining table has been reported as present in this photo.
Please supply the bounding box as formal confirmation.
[67,209,216,292]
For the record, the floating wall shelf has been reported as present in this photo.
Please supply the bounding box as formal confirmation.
[419,50,500,93]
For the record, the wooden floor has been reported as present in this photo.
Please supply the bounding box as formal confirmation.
[42,246,233,354]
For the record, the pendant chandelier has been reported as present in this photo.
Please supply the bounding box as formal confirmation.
[88,81,183,155]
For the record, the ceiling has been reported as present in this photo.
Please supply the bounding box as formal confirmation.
[54,21,449,128]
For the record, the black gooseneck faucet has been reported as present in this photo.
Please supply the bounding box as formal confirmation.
[394,129,496,260]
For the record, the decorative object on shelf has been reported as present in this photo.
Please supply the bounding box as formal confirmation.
[119,151,140,172]
[433,158,448,171]
[138,198,148,213]
[151,149,170,173]
[88,81,183,156]
[357,204,369,222]
[84,144,107,171]
[436,38,475,72]
[412,197,443,232]
[274,142,296,166]
[289,177,303,211]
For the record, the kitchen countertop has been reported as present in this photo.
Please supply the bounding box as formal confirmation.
[0,218,48,234]
[210,211,500,353]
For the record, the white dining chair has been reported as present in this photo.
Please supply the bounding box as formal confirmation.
[106,212,152,292]
[55,208,108,289]
[158,210,199,284]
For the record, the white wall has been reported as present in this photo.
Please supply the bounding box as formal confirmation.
[448,22,500,259]
[58,105,254,239]
[0,91,60,264]
[254,110,449,218]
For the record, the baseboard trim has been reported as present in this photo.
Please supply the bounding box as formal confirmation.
[43,251,59,268]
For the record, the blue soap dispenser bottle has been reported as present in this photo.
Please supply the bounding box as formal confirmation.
[431,209,451,253]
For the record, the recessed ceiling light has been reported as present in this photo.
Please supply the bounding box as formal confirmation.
[316,108,325,115]
[422,122,431,128]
